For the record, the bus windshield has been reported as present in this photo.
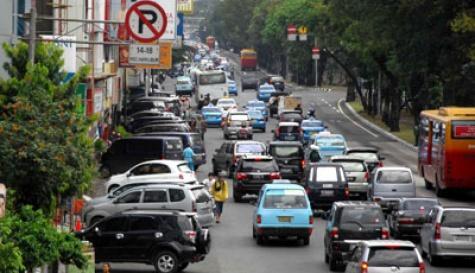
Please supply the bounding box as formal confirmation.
[199,73,226,85]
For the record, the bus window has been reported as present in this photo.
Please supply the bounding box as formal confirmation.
[452,120,475,139]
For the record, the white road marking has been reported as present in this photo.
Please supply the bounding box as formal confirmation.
[337,99,379,138]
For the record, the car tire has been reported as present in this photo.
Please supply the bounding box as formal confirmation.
[424,178,433,190]
[233,191,242,203]
[324,251,329,264]
[90,216,104,227]
[262,127,266,133]
[252,226,256,238]
[435,175,447,197]
[256,235,265,245]
[428,247,442,266]
[329,255,338,271]
[302,236,310,246]
[99,165,111,178]
[178,262,189,272]
[153,251,179,273]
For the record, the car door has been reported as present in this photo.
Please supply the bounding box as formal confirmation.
[140,189,169,210]
[168,188,189,211]
[421,208,438,252]
[93,216,129,262]
[122,215,161,261]
[112,190,143,214]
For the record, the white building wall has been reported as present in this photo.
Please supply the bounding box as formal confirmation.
[0,1,14,78]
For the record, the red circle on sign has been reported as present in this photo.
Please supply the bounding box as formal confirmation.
[312,48,320,53]
[125,0,168,43]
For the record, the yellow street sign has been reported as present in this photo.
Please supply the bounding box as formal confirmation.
[178,0,194,15]
[298,26,308,34]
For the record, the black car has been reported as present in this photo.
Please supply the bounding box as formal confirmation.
[346,147,385,172]
[135,123,191,134]
[127,100,165,115]
[304,163,349,211]
[212,140,267,177]
[388,197,440,239]
[233,155,281,202]
[268,141,305,181]
[324,201,388,271]
[76,210,211,273]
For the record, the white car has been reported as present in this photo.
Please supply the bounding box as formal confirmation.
[217,98,237,111]
[105,160,196,193]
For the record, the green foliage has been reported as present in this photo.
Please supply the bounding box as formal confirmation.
[0,206,86,271]
[0,42,96,215]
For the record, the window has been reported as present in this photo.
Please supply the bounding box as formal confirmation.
[190,135,204,146]
[129,216,158,231]
[169,189,186,202]
[263,190,308,209]
[376,170,412,184]
[282,113,302,120]
[367,247,419,267]
[101,217,127,232]
[177,163,192,173]
[126,140,156,155]
[271,146,302,157]
[117,191,142,204]
[236,143,265,153]
[441,210,475,228]
[335,161,366,172]
[199,73,226,85]
[351,247,363,262]
[316,136,346,147]
[280,126,300,133]
[192,188,211,203]
[143,190,168,203]
[315,167,339,182]
[132,164,170,175]
[403,200,439,211]
[113,183,148,197]
[339,207,385,227]
[240,160,277,172]
[302,121,323,127]
[165,139,183,151]
[230,114,249,121]
[226,143,233,153]
[346,152,378,161]
[451,120,475,139]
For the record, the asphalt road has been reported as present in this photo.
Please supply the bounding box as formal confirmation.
[95,59,475,273]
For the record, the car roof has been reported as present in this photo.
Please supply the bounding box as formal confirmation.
[133,159,188,165]
[440,206,475,211]
[124,135,182,141]
[241,155,274,160]
[347,147,379,153]
[375,166,412,172]
[334,201,381,208]
[131,183,190,190]
[302,119,323,123]
[139,132,200,137]
[362,240,416,248]
[308,162,344,168]
[247,100,265,104]
[263,183,305,191]
[399,197,439,203]
[269,141,303,147]
[278,122,300,126]
[330,155,366,162]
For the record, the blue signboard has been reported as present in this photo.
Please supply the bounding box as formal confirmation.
[177,12,184,36]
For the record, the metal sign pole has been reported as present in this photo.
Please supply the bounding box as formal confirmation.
[315,37,318,91]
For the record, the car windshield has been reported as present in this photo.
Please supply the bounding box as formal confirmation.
[236,143,265,153]
[202,108,221,113]
[403,200,439,211]
[347,152,379,161]
[316,136,345,147]
[248,101,265,108]
[271,146,302,157]
[315,167,340,182]
[335,161,366,172]
[263,190,308,209]
[441,210,475,228]
[302,121,323,127]
[271,76,284,82]
[377,170,412,184]
[248,111,263,119]
[241,160,277,172]
[340,207,385,227]
[177,80,190,85]
[230,114,249,121]
[367,247,419,267]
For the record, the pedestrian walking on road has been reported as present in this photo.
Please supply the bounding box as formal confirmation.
[210,171,229,223]
[183,144,195,171]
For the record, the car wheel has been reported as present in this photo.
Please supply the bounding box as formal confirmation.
[178,262,188,272]
[228,165,234,178]
[302,236,310,246]
[435,175,447,197]
[324,251,329,264]
[256,235,265,245]
[233,191,242,203]
[424,178,433,190]
[99,165,111,178]
[329,255,338,271]
[90,216,104,227]
[262,127,266,133]
[248,135,253,140]
[153,251,179,273]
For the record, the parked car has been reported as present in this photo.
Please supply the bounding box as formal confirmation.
[126,111,177,131]
[346,147,385,172]
[228,80,238,96]
[252,182,313,245]
[175,76,194,96]
[344,240,424,273]
[233,155,281,202]
[222,112,253,140]
[201,106,223,127]
[105,160,197,193]
[100,136,184,177]
[329,156,370,200]
[388,197,440,239]
[279,110,303,124]
[135,123,191,134]
[212,140,267,176]
[420,206,475,265]
[304,163,349,211]
[76,210,210,273]
[311,133,348,160]
[257,84,276,102]
[138,132,206,170]
[324,201,389,271]
[273,122,303,142]
[368,167,416,213]
[247,110,267,132]
[83,183,214,228]
[268,141,305,181]
[301,118,327,143]
[244,100,268,120]
[127,100,166,115]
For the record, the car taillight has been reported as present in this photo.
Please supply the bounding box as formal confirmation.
[269,172,281,179]
[309,216,314,225]
[344,186,350,199]
[360,261,368,273]
[373,197,381,202]
[301,160,305,169]
[305,187,311,194]
[330,227,339,239]
[256,214,262,224]
[275,127,280,137]
[381,227,390,239]
[398,217,414,224]
[419,262,425,273]
[434,223,441,240]
[236,172,248,180]
[184,230,197,243]
[364,172,369,182]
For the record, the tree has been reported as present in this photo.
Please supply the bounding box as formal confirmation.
[0,42,96,215]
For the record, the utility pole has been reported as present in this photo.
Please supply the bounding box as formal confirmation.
[28,0,37,63]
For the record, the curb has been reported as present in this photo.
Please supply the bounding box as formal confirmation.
[342,101,418,153]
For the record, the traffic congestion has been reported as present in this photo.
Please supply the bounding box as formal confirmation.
[81,44,475,273]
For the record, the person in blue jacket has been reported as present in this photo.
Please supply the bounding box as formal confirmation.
[183,144,196,171]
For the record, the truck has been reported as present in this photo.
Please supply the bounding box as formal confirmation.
[240,48,257,71]
[278,95,302,115]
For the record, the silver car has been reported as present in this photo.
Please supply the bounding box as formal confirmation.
[369,167,416,213]
[330,156,369,200]
[82,184,214,228]
[344,240,424,273]
[223,112,253,139]
[420,206,475,265]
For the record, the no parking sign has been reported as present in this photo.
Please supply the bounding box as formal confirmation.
[125,0,168,42]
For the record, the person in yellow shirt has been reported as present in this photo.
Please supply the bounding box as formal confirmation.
[209,171,229,223]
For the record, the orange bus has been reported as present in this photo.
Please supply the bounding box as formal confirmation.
[418,107,475,196]
[240,48,257,71]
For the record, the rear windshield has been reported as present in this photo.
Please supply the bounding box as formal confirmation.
[315,167,340,182]
[339,207,385,227]
[248,101,265,108]
[241,160,277,172]
[280,126,299,133]
[367,247,419,267]
[190,135,204,147]
[347,152,379,161]
[441,210,475,228]
[177,163,192,173]
[335,161,366,172]
[192,188,211,203]
[302,121,323,127]
[236,143,265,154]
[177,216,196,231]
[230,114,249,121]
[377,170,412,184]
[248,111,263,119]
[263,190,308,209]
[316,136,345,147]
[218,99,235,105]
[403,200,439,211]
[271,146,302,157]
[165,140,183,151]
[282,113,302,120]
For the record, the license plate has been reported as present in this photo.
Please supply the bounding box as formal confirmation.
[322,184,334,189]
[320,190,334,196]
[284,136,295,140]
[278,216,292,223]
[253,175,264,179]
[455,235,471,241]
